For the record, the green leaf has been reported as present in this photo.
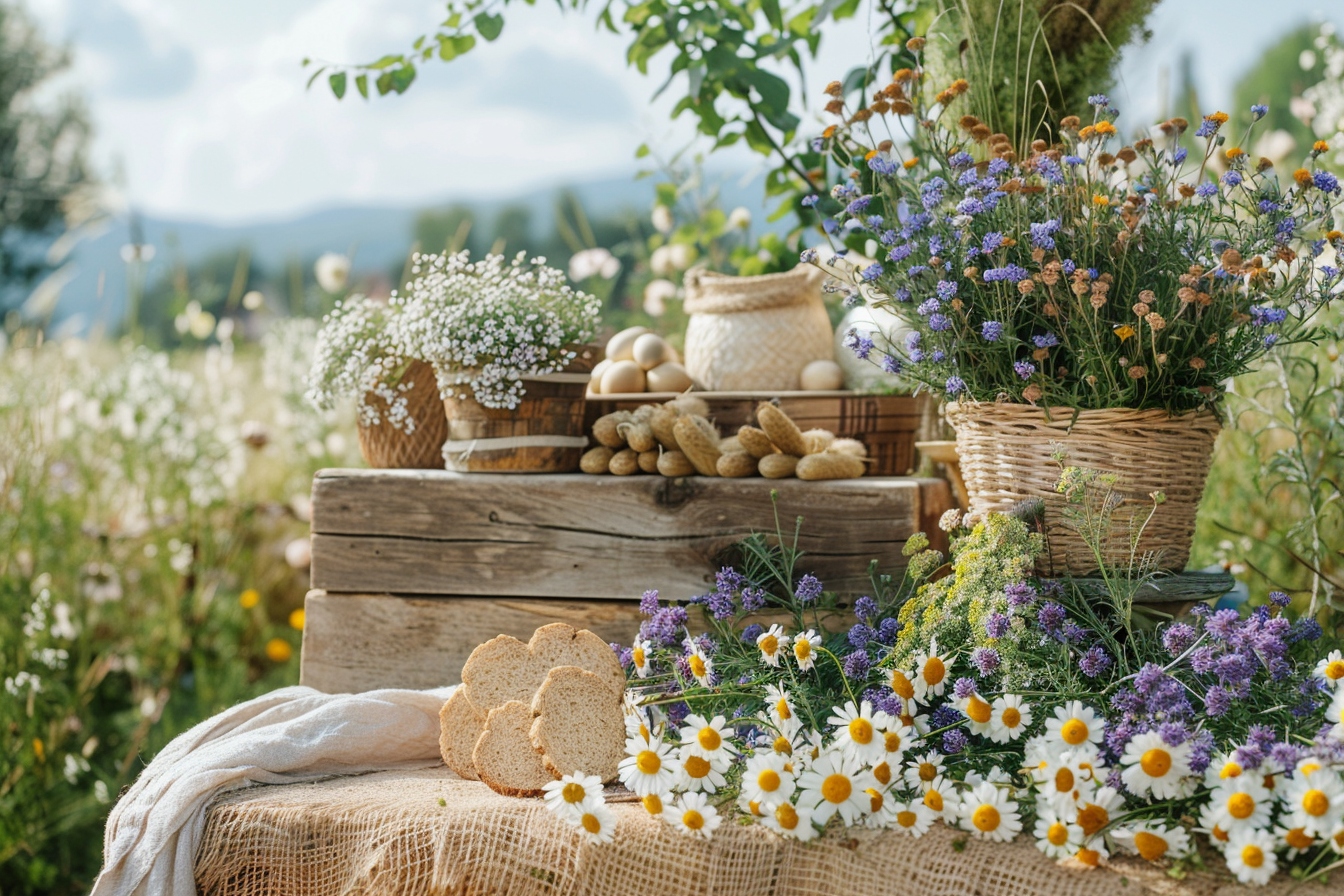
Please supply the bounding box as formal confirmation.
[305,65,328,90]
[369,54,404,70]
[376,70,395,95]
[635,143,651,159]
[390,64,417,93]
[744,118,773,155]
[760,0,783,30]
[439,34,477,61]
[328,71,347,99]
[474,12,504,40]
[355,73,369,99]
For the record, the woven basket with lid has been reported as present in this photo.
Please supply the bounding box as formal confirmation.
[682,265,833,391]
[356,359,449,469]
[944,401,1221,577]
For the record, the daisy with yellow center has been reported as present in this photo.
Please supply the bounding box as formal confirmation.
[1033,749,1096,815]
[570,797,616,844]
[630,638,653,679]
[1074,786,1126,839]
[902,750,947,790]
[1034,805,1083,860]
[759,799,819,841]
[988,694,1031,744]
[910,639,951,703]
[1315,651,1344,689]
[1073,837,1109,868]
[792,629,822,672]
[677,747,730,794]
[1224,828,1278,886]
[889,798,935,837]
[617,736,680,796]
[1204,752,1245,788]
[862,785,900,829]
[1115,822,1191,863]
[919,774,961,824]
[678,713,737,762]
[1120,731,1193,800]
[959,782,1022,842]
[1208,776,1272,832]
[875,718,914,771]
[828,700,886,764]
[641,791,671,817]
[756,624,790,668]
[1329,691,1344,741]
[1045,701,1105,751]
[764,683,800,734]
[796,749,875,825]
[889,667,917,702]
[957,692,995,737]
[741,751,796,806]
[685,644,714,688]
[541,772,603,818]
[665,791,722,840]
[1274,822,1317,859]
[1282,769,1344,836]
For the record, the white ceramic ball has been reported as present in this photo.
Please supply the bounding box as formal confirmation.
[799,359,844,391]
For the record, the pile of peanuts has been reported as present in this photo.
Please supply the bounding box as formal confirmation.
[581,397,867,480]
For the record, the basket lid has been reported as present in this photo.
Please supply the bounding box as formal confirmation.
[682,264,824,314]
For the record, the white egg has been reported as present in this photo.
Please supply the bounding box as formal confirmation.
[601,360,647,394]
[632,333,670,370]
[605,326,650,363]
[587,359,612,394]
[646,361,693,393]
[799,359,844,391]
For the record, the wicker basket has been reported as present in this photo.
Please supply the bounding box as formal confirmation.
[440,347,598,473]
[682,266,833,391]
[356,360,449,469]
[944,401,1222,576]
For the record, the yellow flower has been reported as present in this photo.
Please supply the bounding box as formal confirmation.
[239,588,260,609]
[1209,111,1229,124]
[903,157,919,170]
[865,149,879,161]
[1225,147,1245,160]
[289,608,306,630]
[1114,325,1136,341]
[1094,120,1116,136]
[1294,168,1313,186]
[33,738,45,762]
[1092,195,1110,206]
[266,638,294,663]
[822,125,837,139]
[1314,140,1331,155]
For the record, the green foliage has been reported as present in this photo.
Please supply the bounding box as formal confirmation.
[0,1,95,310]
[1230,24,1321,155]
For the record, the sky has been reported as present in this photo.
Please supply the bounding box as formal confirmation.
[23,0,1344,224]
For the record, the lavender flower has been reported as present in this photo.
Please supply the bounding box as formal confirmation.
[1250,103,1268,120]
[1029,219,1060,250]
[844,330,875,360]
[1196,182,1218,198]
[853,595,879,622]
[942,729,969,754]
[1222,171,1242,187]
[848,623,875,649]
[1031,332,1059,349]
[1038,601,1066,633]
[945,375,967,394]
[981,232,1005,254]
[1204,685,1232,716]
[930,705,962,729]
[1078,646,1113,678]
[917,298,941,316]
[881,355,902,374]
[983,264,1030,282]
[741,623,764,643]
[843,650,871,680]
[1315,170,1340,193]
[1269,591,1291,607]
[845,196,871,215]
[984,612,1010,639]
[643,605,688,647]
[929,314,952,332]
[1005,582,1037,607]
[861,263,884,282]
[953,677,978,700]
[801,195,819,208]
[741,587,768,612]
[1162,623,1197,656]
[972,647,1000,675]
[981,320,1004,342]
[936,280,958,301]
[794,574,823,604]
[639,589,661,615]
[1013,360,1035,381]
[888,243,915,263]
[877,617,902,645]
[1088,94,1110,107]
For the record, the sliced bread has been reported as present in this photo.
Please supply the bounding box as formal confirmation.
[529,665,627,783]
[438,687,484,781]
[473,700,557,797]
[460,623,626,716]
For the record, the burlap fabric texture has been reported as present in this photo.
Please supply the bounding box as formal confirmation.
[357,360,450,469]
[682,266,834,391]
[944,401,1221,577]
[194,768,1315,896]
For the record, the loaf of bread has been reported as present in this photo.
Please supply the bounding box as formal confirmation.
[460,623,625,715]
[473,701,556,797]
[530,666,626,783]
[438,687,484,781]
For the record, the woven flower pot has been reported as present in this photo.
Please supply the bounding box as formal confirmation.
[944,402,1221,576]
[683,266,834,391]
[439,347,598,473]
[356,360,449,469]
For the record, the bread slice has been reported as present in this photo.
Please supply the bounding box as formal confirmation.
[439,687,484,781]
[473,701,556,797]
[460,623,626,716]
[529,666,627,783]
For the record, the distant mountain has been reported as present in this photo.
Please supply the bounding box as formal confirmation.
[43,171,773,332]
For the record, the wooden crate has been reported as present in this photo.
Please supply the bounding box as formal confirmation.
[302,469,953,693]
[584,391,926,476]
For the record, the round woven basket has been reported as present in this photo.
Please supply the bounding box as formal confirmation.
[356,359,449,469]
[944,401,1222,576]
[682,266,833,391]
[439,347,598,473]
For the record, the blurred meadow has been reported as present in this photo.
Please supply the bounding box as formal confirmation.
[3,0,1344,891]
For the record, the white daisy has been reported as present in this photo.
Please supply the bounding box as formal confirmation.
[741,751,796,806]
[1329,826,1344,855]
[828,700,885,764]
[1328,690,1344,741]
[542,772,603,818]
[1073,836,1110,868]
[1034,804,1084,860]
[624,709,658,746]
[1033,749,1097,817]
[638,791,672,818]
[957,692,995,737]
[759,799,819,841]
[1281,768,1344,837]
[988,694,1032,744]
[964,765,1012,787]
[665,791,722,840]
[910,638,951,703]
[1208,776,1273,832]
[1023,734,1057,770]
[685,644,714,687]
[903,750,947,790]
[889,798,935,837]
[738,792,766,818]
[1113,822,1191,863]
[1074,786,1126,840]
[792,629,822,672]
[756,624,790,667]
[1044,700,1105,751]
[796,749,875,825]
[617,737,680,796]
[1224,827,1278,886]
[677,747,730,793]
[889,667,917,704]
[959,781,1022,842]
[1203,751,1247,788]
[1197,799,1234,846]
[764,684,799,733]
[877,717,915,764]
[1314,650,1344,689]
[571,797,617,844]
[862,785,899,829]
[919,774,961,824]
[1274,821,1317,859]
[630,638,653,679]
[678,713,737,762]
[1120,731,1194,800]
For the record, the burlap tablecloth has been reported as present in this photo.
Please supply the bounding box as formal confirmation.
[193,768,1322,896]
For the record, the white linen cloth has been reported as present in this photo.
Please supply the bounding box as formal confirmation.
[92,684,453,896]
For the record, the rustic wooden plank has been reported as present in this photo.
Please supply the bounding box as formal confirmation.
[299,591,646,693]
[311,473,951,599]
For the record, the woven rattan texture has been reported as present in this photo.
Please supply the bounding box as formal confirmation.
[944,402,1221,577]
[193,769,1309,896]
[682,267,834,392]
[357,360,450,469]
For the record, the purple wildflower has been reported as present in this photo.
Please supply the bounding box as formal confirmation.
[1078,646,1113,678]
[848,623,875,649]
[853,595,879,622]
[741,623,764,643]
[929,314,953,332]
[843,650,871,680]
[1162,623,1197,656]
[861,263,884,282]
[1250,104,1268,120]
[942,729,969,754]
[844,330,875,360]
[1005,582,1037,607]
[945,375,967,394]
[741,587,768,612]
[794,574,823,604]
[639,589,661,615]
[984,613,1011,639]
[1204,685,1232,716]
[881,355,902,374]
[981,320,1004,342]
[1269,591,1291,607]
[953,677,978,700]
[1196,182,1218,198]
[1315,170,1340,193]
[1222,171,1242,187]
[1032,332,1059,349]
[972,647,1001,675]
[936,280,958,300]
[1013,360,1035,381]
[1037,601,1066,633]
[877,617,902,645]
